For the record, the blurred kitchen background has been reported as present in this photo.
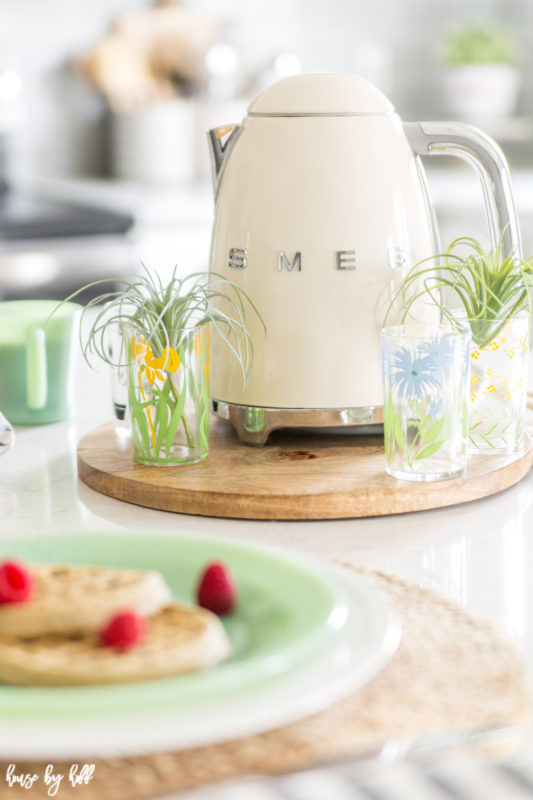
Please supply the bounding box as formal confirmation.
[1,0,533,300]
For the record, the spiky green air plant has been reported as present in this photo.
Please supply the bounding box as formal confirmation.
[384,235,533,348]
[52,264,263,382]
[49,266,264,463]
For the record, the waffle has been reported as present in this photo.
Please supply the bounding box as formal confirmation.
[0,603,232,686]
[0,564,172,637]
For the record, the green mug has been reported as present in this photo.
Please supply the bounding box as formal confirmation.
[0,300,82,425]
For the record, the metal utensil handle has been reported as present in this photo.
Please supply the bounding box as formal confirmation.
[0,412,14,454]
[404,121,521,258]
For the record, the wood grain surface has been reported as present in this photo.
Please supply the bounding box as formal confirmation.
[77,420,533,520]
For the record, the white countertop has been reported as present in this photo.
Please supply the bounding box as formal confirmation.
[2,329,533,669]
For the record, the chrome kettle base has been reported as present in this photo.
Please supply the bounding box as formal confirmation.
[211,399,383,446]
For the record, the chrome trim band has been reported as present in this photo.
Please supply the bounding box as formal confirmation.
[247,111,394,118]
[211,400,383,446]
[207,125,242,199]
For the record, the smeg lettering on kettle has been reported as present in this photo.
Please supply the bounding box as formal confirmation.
[227,248,357,271]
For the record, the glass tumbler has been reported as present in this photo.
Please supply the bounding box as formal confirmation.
[455,315,530,453]
[107,321,130,436]
[126,324,210,466]
[381,324,471,481]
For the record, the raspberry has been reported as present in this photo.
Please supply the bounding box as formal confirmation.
[196,562,236,616]
[100,611,146,651]
[0,560,34,604]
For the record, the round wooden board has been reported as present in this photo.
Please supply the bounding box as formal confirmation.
[77,420,533,520]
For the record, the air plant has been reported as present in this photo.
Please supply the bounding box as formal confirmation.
[54,265,264,463]
[384,235,533,348]
[63,266,260,376]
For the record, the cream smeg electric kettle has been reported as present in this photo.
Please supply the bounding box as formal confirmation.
[207,73,521,444]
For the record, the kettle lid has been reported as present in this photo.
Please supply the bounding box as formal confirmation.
[247,73,394,116]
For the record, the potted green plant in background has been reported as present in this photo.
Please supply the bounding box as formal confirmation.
[60,266,262,466]
[442,25,521,119]
[385,234,533,452]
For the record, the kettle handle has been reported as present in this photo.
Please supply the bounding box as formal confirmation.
[404,121,521,258]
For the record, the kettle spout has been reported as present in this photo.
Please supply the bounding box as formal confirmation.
[207,124,240,194]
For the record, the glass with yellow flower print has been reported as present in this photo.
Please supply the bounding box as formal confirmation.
[126,323,210,466]
[451,313,530,453]
[381,323,471,481]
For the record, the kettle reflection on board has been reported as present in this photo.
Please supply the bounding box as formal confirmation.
[207,73,520,445]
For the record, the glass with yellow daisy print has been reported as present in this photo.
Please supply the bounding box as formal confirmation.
[454,312,529,453]
[53,265,262,466]
[125,323,211,465]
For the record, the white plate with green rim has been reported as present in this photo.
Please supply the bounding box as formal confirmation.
[0,532,401,758]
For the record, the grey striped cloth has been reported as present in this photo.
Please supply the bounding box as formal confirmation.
[162,744,533,800]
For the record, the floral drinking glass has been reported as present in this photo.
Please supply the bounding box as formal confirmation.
[126,324,210,466]
[381,324,471,481]
[453,314,530,453]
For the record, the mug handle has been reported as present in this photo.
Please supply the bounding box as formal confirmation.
[25,326,47,410]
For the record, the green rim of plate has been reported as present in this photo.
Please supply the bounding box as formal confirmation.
[0,532,348,718]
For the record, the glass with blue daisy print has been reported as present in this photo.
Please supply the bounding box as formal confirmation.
[381,324,471,481]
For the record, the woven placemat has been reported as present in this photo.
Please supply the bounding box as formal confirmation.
[2,566,530,799]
